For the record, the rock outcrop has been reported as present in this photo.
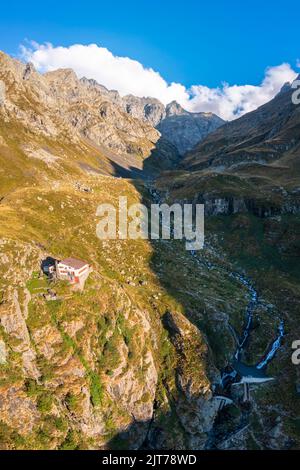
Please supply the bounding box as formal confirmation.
[0,80,5,105]
[122,95,166,127]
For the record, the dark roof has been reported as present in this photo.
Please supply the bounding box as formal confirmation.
[41,257,57,269]
[59,257,89,270]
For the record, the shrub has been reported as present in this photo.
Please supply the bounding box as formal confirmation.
[89,372,103,407]
[54,417,68,433]
[59,430,78,450]
[65,392,78,412]
[37,393,53,414]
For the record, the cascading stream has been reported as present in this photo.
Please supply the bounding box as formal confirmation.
[147,184,284,390]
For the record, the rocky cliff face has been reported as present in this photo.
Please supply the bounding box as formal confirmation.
[121,95,166,127]
[0,52,161,176]
[120,97,224,155]
[157,101,224,155]
[79,78,166,127]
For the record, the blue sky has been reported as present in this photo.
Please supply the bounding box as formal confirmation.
[1,0,299,87]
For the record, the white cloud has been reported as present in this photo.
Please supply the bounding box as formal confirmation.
[188,64,298,120]
[20,42,189,105]
[20,42,299,121]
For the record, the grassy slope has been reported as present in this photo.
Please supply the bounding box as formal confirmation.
[1,91,299,448]
[0,117,258,449]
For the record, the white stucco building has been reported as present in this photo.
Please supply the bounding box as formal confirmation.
[57,257,90,286]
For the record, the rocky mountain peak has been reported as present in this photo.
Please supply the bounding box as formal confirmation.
[122,94,166,127]
[80,76,121,103]
[166,100,188,117]
[0,50,28,81]
[80,76,102,88]
[44,67,79,86]
[158,102,225,155]
[47,69,224,154]
[278,81,292,95]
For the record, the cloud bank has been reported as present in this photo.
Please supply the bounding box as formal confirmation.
[21,42,298,121]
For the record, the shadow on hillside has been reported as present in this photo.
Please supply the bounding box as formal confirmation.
[108,136,181,179]
[99,117,300,450]
[106,416,167,450]
[104,142,217,451]
[109,160,148,180]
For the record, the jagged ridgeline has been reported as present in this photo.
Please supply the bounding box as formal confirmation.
[0,50,300,451]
